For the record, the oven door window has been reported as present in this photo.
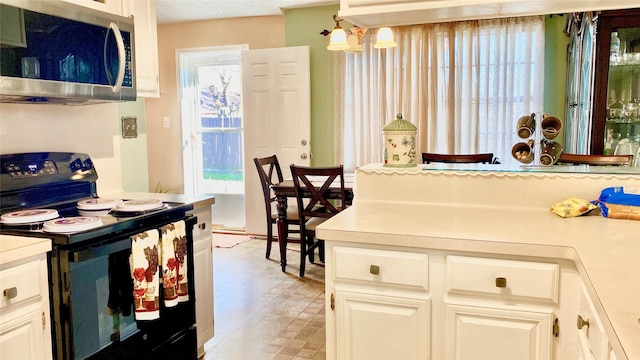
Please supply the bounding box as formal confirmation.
[69,248,137,359]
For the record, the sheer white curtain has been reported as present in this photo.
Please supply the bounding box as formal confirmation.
[334,17,545,171]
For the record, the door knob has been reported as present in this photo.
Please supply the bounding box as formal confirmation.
[300,153,308,160]
[301,139,307,145]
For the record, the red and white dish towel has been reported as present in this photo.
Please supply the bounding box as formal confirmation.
[160,220,189,307]
[130,220,188,321]
[130,230,161,320]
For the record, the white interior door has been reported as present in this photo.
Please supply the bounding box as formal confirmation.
[242,46,311,236]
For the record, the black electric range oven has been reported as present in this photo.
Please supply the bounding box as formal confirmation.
[0,152,198,360]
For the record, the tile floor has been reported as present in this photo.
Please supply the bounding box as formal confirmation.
[203,238,326,360]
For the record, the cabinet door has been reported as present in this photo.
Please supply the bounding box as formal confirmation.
[193,236,214,356]
[61,0,122,15]
[189,206,214,357]
[576,283,611,360]
[335,290,430,360]
[0,308,46,360]
[122,0,160,97]
[444,304,553,360]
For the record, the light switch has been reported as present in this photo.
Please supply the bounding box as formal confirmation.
[163,116,170,128]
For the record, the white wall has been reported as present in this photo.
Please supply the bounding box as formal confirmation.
[0,102,124,194]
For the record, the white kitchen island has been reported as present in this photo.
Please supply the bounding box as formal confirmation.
[316,164,639,360]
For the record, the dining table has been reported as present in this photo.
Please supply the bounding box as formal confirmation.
[271,173,355,272]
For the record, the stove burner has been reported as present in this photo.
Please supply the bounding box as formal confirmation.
[115,199,164,212]
[77,209,111,217]
[77,198,120,210]
[0,209,59,224]
[42,216,103,233]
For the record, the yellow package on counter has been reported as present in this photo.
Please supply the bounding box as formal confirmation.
[550,198,597,218]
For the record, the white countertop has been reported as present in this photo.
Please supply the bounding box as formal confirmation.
[0,235,51,265]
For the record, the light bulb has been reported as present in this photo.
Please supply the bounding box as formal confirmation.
[374,27,396,49]
[327,28,349,51]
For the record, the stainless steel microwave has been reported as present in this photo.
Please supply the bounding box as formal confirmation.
[0,0,136,104]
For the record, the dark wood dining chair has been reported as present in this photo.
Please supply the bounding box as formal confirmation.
[422,152,495,164]
[556,153,633,166]
[290,164,346,277]
[253,155,300,259]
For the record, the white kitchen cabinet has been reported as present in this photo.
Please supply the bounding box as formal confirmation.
[335,290,431,359]
[326,245,571,360]
[188,205,214,358]
[61,0,122,15]
[444,304,553,360]
[0,240,52,360]
[327,244,431,359]
[443,255,559,360]
[121,0,160,97]
[576,282,612,360]
[0,4,26,47]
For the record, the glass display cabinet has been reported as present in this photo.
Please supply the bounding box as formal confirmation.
[592,9,640,156]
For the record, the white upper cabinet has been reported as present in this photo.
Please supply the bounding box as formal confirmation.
[339,0,640,27]
[122,0,160,97]
[61,0,122,15]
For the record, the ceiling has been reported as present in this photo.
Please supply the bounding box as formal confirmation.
[155,0,338,24]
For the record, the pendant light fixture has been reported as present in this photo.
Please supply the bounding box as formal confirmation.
[346,26,368,52]
[374,27,397,49]
[327,15,349,51]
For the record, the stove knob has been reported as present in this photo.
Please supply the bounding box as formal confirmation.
[82,158,94,171]
[70,158,83,172]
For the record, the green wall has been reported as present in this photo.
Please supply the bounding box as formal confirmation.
[284,5,341,166]
[119,98,150,191]
[544,15,570,125]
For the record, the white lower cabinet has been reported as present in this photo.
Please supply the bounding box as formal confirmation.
[0,248,52,360]
[576,282,612,360]
[335,290,430,359]
[444,255,558,360]
[327,244,431,359]
[444,303,553,360]
[189,205,214,358]
[0,308,47,360]
[326,243,613,360]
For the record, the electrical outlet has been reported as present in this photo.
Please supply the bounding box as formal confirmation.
[163,116,170,128]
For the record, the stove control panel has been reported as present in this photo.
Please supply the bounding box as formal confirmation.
[4,159,59,178]
[0,152,99,211]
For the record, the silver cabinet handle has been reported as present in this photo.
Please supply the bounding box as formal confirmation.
[301,139,307,145]
[300,153,308,160]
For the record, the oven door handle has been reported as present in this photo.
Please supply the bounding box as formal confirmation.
[69,216,196,263]
[70,238,131,263]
